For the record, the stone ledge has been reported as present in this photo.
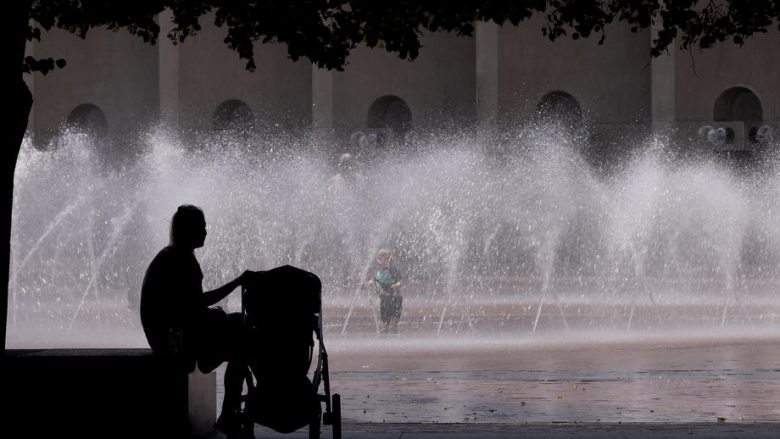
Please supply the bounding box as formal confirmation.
[2,348,215,438]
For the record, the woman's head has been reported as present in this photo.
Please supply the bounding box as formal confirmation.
[170,204,207,249]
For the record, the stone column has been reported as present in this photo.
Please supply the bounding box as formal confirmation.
[158,9,180,131]
[476,21,499,144]
[311,66,336,151]
[650,21,676,135]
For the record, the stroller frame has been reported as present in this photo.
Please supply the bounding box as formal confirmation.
[237,285,342,439]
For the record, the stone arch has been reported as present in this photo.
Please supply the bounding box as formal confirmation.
[714,87,763,122]
[535,91,583,126]
[67,103,108,140]
[212,99,255,133]
[65,103,125,168]
[367,95,412,135]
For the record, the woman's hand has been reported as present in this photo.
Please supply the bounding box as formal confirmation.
[237,270,254,287]
[203,270,254,307]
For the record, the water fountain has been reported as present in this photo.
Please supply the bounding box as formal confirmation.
[8,122,780,348]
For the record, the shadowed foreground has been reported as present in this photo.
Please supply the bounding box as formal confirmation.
[217,334,780,438]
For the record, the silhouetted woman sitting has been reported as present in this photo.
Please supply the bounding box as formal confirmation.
[140,204,250,436]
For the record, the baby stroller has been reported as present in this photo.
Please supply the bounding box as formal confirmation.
[237,265,341,439]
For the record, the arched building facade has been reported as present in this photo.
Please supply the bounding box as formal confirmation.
[24,12,780,165]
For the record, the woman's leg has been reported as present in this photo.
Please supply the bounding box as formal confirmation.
[223,360,246,412]
[224,312,250,410]
[216,312,250,433]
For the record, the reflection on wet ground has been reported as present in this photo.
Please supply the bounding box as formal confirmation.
[334,370,780,423]
[220,331,780,428]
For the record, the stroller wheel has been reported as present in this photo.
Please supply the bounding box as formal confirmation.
[332,394,342,439]
[309,410,321,439]
[233,424,255,439]
[240,417,255,439]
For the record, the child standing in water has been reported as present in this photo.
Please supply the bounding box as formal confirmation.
[368,248,403,333]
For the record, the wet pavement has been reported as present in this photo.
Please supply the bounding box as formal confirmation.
[235,422,779,439]
[9,296,780,437]
[215,330,780,438]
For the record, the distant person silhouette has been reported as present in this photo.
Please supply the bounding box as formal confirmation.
[327,152,363,194]
[140,204,251,436]
[367,248,403,333]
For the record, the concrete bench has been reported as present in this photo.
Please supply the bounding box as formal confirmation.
[2,348,216,438]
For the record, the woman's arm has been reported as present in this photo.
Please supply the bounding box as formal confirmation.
[199,271,250,307]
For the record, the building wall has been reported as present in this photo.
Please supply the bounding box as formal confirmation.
[670,32,780,154]
[29,27,159,151]
[497,18,652,128]
[26,14,779,161]
[675,33,780,124]
[495,18,664,167]
[176,19,312,137]
[331,31,476,143]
